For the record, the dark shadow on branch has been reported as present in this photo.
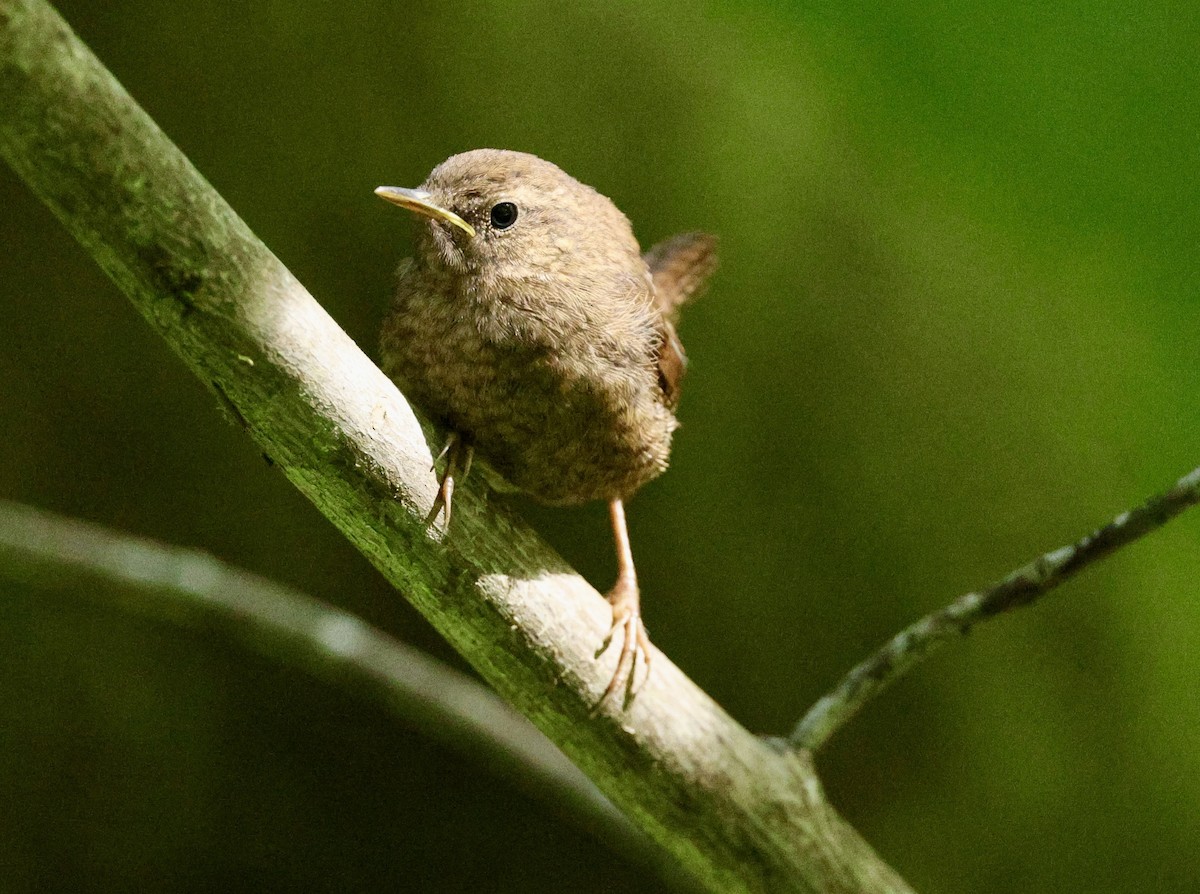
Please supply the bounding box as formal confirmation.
[0,498,701,892]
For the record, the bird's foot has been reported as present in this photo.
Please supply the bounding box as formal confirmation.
[596,571,652,707]
[425,432,473,529]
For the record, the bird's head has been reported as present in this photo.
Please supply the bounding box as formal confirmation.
[376,149,643,287]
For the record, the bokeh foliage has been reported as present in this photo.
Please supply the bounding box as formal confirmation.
[1,1,1197,891]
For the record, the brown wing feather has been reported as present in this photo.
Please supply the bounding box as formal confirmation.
[644,232,718,407]
[655,318,687,408]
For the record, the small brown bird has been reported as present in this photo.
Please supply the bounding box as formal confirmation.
[376,149,716,701]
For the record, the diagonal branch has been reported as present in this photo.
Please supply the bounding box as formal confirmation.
[0,498,702,891]
[0,1,913,892]
[790,464,1200,753]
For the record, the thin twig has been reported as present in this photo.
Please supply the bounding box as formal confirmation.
[790,464,1200,752]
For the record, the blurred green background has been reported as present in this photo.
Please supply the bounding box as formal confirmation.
[2,1,1199,891]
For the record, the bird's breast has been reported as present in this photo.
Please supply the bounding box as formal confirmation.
[381,284,674,504]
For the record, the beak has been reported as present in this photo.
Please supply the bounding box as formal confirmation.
[374,186,476,238]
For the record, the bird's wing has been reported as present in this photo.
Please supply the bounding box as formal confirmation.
[643,232,719,322]
[655,317,688,408]
[643,233,718,407]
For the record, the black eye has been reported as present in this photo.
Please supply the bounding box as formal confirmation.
[490,202,518,230]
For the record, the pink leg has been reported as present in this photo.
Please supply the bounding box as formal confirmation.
[600,498,653,704]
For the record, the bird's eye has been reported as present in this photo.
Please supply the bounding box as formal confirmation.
[490,202,519,230]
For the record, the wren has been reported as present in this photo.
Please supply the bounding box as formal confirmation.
[376,149,716,702]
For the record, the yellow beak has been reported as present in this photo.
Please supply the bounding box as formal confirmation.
[374,186,476,238]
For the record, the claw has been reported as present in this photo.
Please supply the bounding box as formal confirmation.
[431,438,453,470]
[426,432,472,530]
[599,602,650,705]
[593,498,654,709]
[424,470,454,527]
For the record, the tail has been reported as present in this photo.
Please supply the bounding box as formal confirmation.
[643,232,719,321]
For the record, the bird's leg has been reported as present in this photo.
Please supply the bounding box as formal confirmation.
[425,432,474,529]
[599,498,653,704]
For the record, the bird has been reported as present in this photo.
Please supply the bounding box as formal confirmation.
[376,149,716,703]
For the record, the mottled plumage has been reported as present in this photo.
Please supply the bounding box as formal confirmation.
[377,149,716,701]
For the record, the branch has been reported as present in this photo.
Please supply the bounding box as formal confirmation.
[790,464,1200,752]
[0,499,703,891]
[0,2,913,892]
